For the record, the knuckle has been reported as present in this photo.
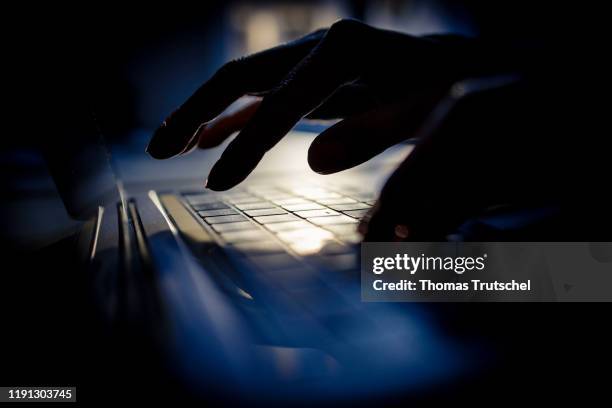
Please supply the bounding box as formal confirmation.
[311,27,328,37]
[216,58,244,78]
[323,19,372,60]
[327,18,367,40]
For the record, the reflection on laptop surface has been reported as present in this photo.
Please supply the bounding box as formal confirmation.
[46,119,474,401]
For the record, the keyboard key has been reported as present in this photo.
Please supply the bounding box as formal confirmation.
[244,208,287,217]
[272,197,310,206]
[234,202,275,211]
[264,220,312,232]
[316,197,357,205]
[185,194,219,205]
[245,185,277,193]
[290,240,350,256]
[343,209,370,219]
[282,203,324,211]
[221,192,250,199]
[350,193,376,201]
[329,202,371,211]
[291,187,341,199]
[192,202,228,211]
[197,208,238,217]
[204,215,246,224]
[259,192,293,200]
[295,209,339,218]
[231,240,286,255]
[289,238,337,256]
[227,196,262,204]
[308,215,358,226]
[211,221,257,232]
[222,188,251,198]
[219,229,270,243]
[323,224,359,236]
[277,228,333,243]
[249,188,290,199]
[305,192,342,199]
[254,214,299,224]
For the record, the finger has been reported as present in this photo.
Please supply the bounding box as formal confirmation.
[206,20,379,190]
[309,105,407,175]
[195,97,262,149]
[179,131,201,156]
[362,150,463,242]
[364,131,477,241]
[305,82,378,120]
[308,88,445,174]
[358,201,421,242]
[361,84,517,241]
[146,28,326,159]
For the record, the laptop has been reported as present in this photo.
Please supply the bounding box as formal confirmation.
[44,103,475,402]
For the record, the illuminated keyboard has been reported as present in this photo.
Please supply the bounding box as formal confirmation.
[179,184,376,277]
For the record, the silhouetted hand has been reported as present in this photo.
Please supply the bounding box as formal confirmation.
[147,19,564,240]
[360,77,546,240]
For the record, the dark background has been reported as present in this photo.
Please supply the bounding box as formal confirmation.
[1,0,610,404]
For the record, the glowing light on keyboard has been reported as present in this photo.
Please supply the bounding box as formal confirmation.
[276,227,333,242]
[290,187,340,199]
[290,238,330,255]
[276,227,335,255]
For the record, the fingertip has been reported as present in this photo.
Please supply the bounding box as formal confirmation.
[204,170,229,191]
[147,124,185,159]
[147,107,206,159]
[206,156,255,191]
[204,179,230,191]
[394,224,411,240]
[307,139,346,174]
[204,177,226,191]
[146,125,170,159]
[357,220,369,236]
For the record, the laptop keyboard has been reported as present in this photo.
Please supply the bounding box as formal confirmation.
[179,185,376,276]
